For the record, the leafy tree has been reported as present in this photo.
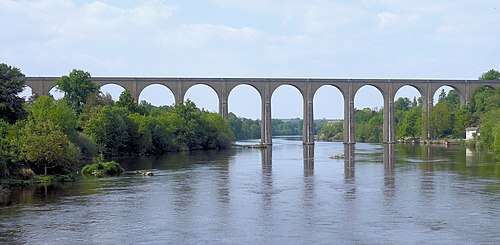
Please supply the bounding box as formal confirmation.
[429,103,453,139]
[440,90,460,109]
[81,91,114,120]
[453,105,473,138]
[317,122,343,141]
[201,112,235,149]
[479,69,500,80]
[116,90,142,114]
[29,96,77,137]
[83,106,131,155]
[0,63,27,123]
[19,120,80,175]
[56,69,98,114]
[480,109,500,153]
[397,106,421,140]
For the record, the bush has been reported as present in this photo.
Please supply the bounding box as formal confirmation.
[82,161,124,176]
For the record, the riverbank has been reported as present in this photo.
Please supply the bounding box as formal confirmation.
[399,139,461,146]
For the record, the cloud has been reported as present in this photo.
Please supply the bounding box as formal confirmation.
[377,12,400,26]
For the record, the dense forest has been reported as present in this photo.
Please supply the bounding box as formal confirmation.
[0,65,233,182]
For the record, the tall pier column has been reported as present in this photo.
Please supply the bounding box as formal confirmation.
[343,87,355,144]
[303,89,315,145]
[261,90,272,145]
[383,94,396,144]
[420,94,429,140]
[219,82,229,120]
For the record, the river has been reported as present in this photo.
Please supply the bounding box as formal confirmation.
[0,138,499,244]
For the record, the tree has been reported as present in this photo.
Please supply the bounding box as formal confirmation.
[56,69,98,114]
[83,106,131,155]
[480,109,500,153]
[29,96,77,137]
[479,69,500,80]
[429,103,453,139]
[0,63,27,123]
[116,90,142,114]
[397,107,421,140]
[19,120,80,175]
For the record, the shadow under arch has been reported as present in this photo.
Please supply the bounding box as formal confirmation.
[184,84,219,113]
[138,84,175,106]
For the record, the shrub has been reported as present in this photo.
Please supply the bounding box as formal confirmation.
[82,161,124,176]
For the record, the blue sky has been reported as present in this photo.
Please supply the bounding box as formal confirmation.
[2,0,499,119]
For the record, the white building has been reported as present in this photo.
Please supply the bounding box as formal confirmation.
[465,127,480,140]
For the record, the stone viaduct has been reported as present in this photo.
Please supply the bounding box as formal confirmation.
[25,77,500,145]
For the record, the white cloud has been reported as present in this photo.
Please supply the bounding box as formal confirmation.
[377,12,400,26]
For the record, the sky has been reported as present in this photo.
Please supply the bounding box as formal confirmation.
[2,0,499,119]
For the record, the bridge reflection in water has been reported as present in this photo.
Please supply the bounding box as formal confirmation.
[259,143,396,180]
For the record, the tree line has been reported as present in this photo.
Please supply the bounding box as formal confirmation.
[318,69,499,157]
[0,65,234,181]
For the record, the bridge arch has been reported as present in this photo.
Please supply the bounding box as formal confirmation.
[138,84,175,106]
[184,84,219,113]
[313,84,344,119]
[48,85,64,100]
[19,86,34,101]
[99,83,126,101]
[228,84,261,119]
[432,85,463,106]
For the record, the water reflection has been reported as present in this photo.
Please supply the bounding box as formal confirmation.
[303,145,314,177]
[343,144,355,181]
[383,144,396,199]
[2,141,499,244]
[343,144,356,201]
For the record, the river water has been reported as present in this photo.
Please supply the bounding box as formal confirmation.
[0,138,499,244]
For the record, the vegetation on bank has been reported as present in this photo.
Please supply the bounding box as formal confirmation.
[0,64,234,186]
[317,69,500,158]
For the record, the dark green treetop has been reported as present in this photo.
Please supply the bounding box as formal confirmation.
[56,69,98,114]
[0,63,27,123]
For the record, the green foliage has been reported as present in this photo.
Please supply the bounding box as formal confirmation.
[429,102,453,139]
[479,69,500,80]
[29,95,77,137]
[71,132,98,159]
[228,112,260,140]
[355,108,383,143]
[480,109,500,154]
[83,106,132,155]
[56,69,98,114]
[18,120,80,175]
[317,122,343,141]
[116,90,142,114]
[81,161,124,176]
[397,105,421,140]
[272,119,302,136]
[0,63,27,123]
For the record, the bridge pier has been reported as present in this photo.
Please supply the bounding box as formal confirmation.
[383,90,396,144]
[261,89,272,145]
[303,86,315,145]
[343,85,356,145]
